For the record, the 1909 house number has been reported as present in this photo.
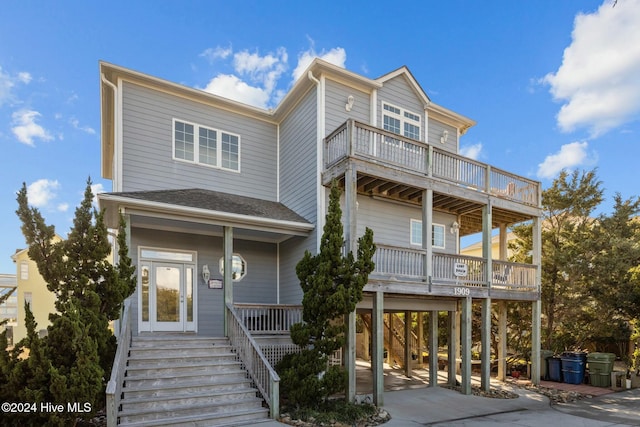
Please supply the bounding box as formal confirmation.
[454,287,470,296]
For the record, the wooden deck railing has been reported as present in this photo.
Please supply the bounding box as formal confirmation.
[226,303,280,419]
[233,303,303,335]
[106,299,132,427]
[371,243,538,292]
[325,120,540,207]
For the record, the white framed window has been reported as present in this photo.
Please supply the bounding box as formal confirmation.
[219,253,247,282]
[382,102,421,141]
[409,220,446,249]
[173,119,240,172]
[20,262,28,280]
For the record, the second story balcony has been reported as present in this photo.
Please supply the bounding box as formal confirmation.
[324,120,541,213]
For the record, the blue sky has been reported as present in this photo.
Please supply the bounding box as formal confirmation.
[1,0,640,273]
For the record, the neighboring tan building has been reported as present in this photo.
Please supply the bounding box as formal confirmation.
[10,237,61,342]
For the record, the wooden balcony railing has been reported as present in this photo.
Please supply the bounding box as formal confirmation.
[371,243,538,293]
[324,120,540,207]
[233,303,303,335]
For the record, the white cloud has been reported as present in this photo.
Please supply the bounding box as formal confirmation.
[69,117,96,135]
[460,143,483,160]
[27,179,60,208]
[202,74,270,108]
[543,0,640,136]
[292,46,347,81]
[536,141,596,179]
[11,109,54,146]
[17,72,31,84]
[0,66,31,107]
[200,46,233,62]
[57,203,69,212]
[200,43,346,108]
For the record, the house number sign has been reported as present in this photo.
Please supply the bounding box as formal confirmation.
[454,262,468,277]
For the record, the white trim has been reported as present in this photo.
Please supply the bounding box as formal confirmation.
[276,124,280,202]
[116,77,124,191]
[172,118,241,173]
[316,74,326,253]
[409,219,445,249]
[138,247,198,333]
[381,101,422,141]
[276,242,280,304]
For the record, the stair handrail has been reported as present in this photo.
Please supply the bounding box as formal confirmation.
[226,302,280,419]
[106,298,132,427]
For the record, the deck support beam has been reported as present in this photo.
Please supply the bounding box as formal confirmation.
[404,311,412,378]
[481,298,492,391]
[531,216,543,385]
[461,296,472,395]
[497,301,507,381]
[429,310,439,387]
[447,308,458,386]
[372,291,384,406]
[345,164,358,402]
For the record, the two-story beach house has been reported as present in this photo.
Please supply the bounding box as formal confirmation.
[98,59,542,426]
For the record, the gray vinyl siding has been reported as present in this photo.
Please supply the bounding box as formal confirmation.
[354,196,458,254]
[428,118,458,154]
[325,79,371,134]
[278,87,318,303]
[130,228,277,337]
[121,82,277,200]
[377,75,426,142]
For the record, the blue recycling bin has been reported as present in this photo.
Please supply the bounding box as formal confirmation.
[561,352,587,385]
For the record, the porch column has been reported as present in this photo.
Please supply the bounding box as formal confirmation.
[481,298,491,391]
[497,301,507,381]
[531,217,542,385]
[423,189,433,290]
[499,223,508,261]
[429,310,439,387]
[224,226,234,336]
[344,164,358,401]
[461,296,472,395]
[404,311,412,378]
[417,312,424,367]
[372,291,384,406]
[481,204,493,391]
[447,308,458,386]
[482,204,493,291]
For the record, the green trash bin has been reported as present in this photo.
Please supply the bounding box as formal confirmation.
[540,350,554,380]
[587,352,616,387]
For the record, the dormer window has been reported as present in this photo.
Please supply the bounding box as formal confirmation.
[382,102,421,141]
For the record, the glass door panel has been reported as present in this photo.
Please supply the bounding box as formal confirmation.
[152,264,183,331]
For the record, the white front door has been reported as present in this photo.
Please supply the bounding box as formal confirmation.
[139,249,196,333]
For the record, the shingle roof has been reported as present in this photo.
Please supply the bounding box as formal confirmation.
[104,188,310,224]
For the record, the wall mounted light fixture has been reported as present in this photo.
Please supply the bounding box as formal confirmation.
[345,95,355,112]
[202,264,210,283]
[440,130,449,144]
[450,221,460,235]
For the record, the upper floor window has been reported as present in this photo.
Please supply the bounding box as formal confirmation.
[410,219,445,249]
[20,262,28,280]
[383,102,421,141]
[173,119,240,172]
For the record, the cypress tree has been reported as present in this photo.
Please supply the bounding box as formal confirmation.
[277,182,375,408]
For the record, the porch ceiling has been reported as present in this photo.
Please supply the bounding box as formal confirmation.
[347,173,535,236]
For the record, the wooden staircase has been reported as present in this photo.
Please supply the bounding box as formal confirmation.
[116,335,269,426]
[361,313,420,367]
